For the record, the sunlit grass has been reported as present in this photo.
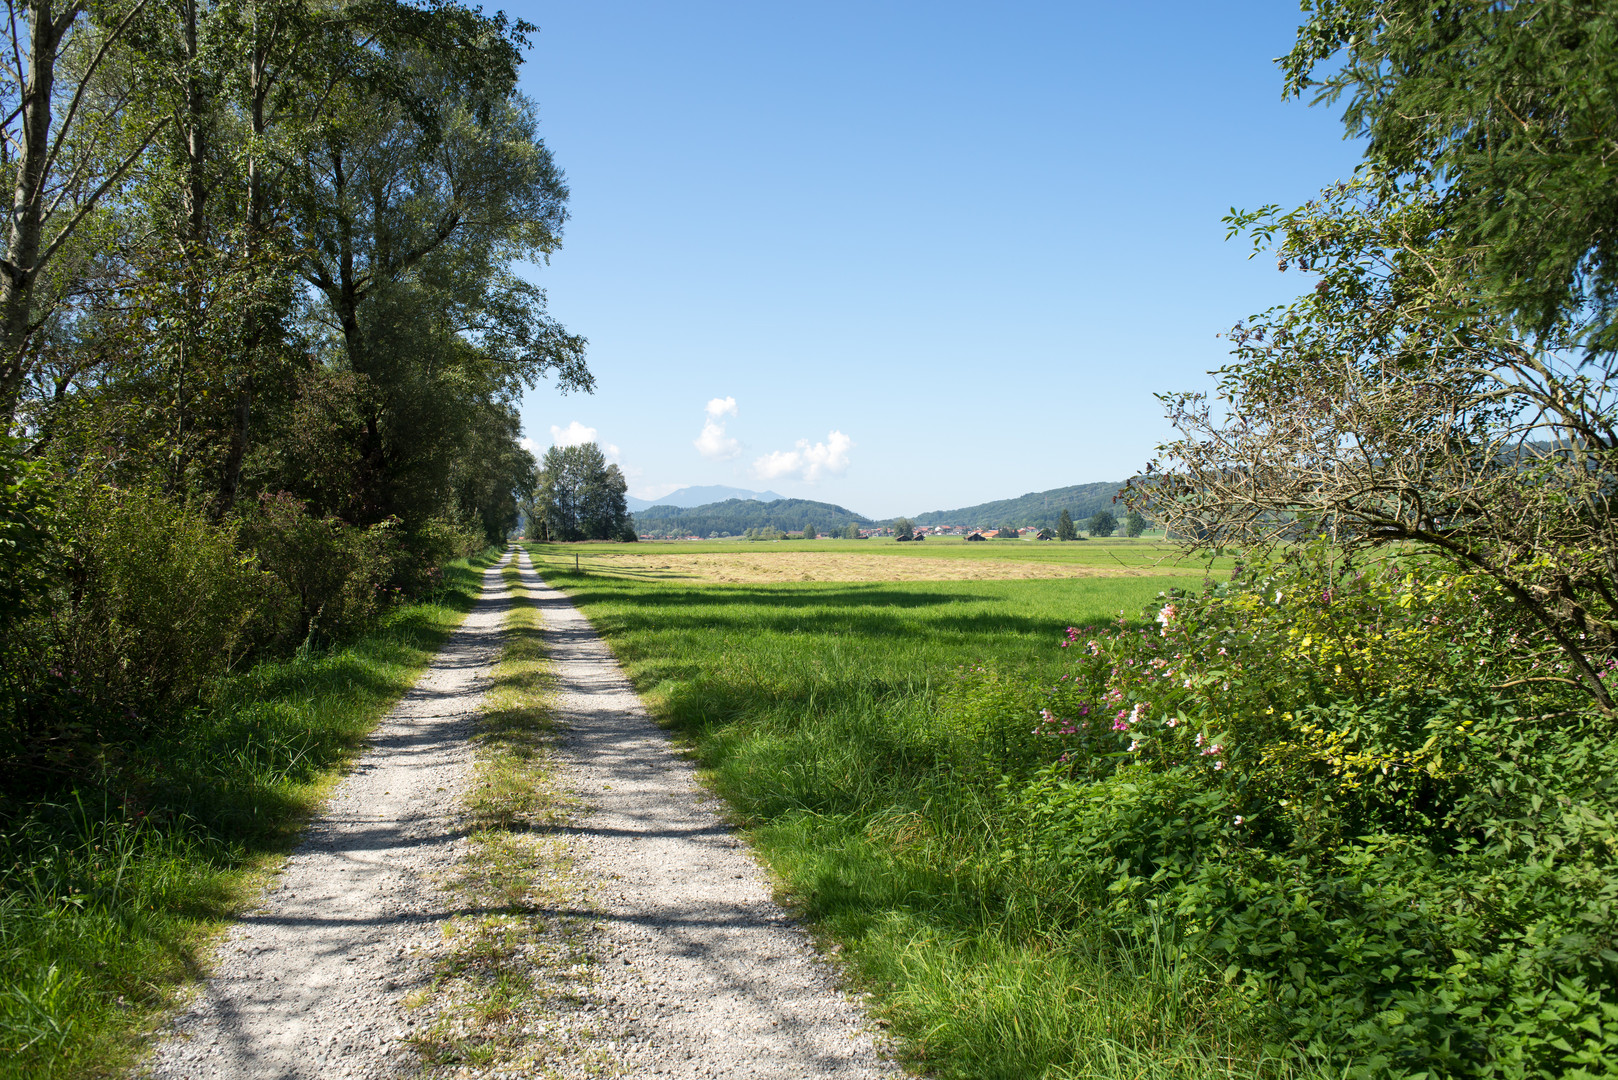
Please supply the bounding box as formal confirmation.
[0,551,502,1080]
[529,545,1321,1080]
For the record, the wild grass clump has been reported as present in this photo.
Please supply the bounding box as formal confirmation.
[407,560,607,1078]
[0,551,499,1080]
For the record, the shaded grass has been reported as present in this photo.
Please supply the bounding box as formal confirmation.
[0,550,504,1080]
[407,559,614,1079]
[527,546,1321,1079]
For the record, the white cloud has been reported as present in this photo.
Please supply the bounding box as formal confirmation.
[693,396,741,460]
[519,436,538,454]
[632,481,686,501]
[694,420,740,460]
[753,430,853,483]
[549,421,618,460]
[550,420,597,447]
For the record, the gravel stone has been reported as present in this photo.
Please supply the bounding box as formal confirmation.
[137,549,902,1078]
[141,556,512,1079]
[527,551,901,1078]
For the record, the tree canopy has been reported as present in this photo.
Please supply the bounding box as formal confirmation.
[535,443,631,542]
[1285,0,1618,357]
[1137,1,1618,712]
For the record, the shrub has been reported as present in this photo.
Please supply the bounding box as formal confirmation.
[238,492,403,646]
[973,547,1618,1077]
[1,485,288,779]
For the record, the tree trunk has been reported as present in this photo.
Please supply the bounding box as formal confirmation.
[0,1,72,422]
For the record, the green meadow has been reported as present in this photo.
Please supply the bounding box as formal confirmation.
[525,543,1297,1080]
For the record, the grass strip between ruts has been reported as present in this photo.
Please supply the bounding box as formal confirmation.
[0,550,503,1080]
[405,558,614,1078]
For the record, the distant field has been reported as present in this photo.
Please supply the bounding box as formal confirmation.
[529,537,1231,582]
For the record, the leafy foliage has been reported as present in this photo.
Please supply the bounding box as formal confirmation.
[1284,0,1618,354]
[976,549,1618,1077]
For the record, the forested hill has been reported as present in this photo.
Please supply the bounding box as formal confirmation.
[912,480,1130,529]
[635,498,871,537]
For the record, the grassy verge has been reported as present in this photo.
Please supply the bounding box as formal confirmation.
[0,549,503,1080]
[406,560,613,1079]
[525,546,1314,1080]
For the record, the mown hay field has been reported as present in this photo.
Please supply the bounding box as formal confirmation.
[534,537,1230,583]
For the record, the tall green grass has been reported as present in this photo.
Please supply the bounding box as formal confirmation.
[529,549,1318,1080]
[0,550,502,1080]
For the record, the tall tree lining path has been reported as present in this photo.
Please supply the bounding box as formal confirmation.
[143,550,897,1078]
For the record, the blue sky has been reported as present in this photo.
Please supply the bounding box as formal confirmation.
[506,2,1362,519]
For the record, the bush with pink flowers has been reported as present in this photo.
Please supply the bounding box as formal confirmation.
[968,544,1618,1077]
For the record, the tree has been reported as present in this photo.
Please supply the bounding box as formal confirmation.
[892,517,914,541]
[535,442,629,542]
[994,525,1018,539]
[0,0,173,421]
[801,523,816,540]
[1136,175,1618,712]
[289,16,589,529]
[1124,511,1147,538]
[842,522,859,539]
[1086,511,1117,538]
[1285,0,1618,356]
[1056,508,1077,541]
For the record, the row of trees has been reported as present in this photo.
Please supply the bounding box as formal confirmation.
[530,442,633,541]
[1,0,590,777]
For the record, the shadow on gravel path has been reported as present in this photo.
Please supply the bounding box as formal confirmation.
[526,548,901,1079]
[142,554,515,1080]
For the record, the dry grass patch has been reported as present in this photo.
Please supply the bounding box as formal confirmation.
[561,551,1190,583]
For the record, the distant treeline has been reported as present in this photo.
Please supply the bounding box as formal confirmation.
[635,498,871,537]
[912,480,1130,530]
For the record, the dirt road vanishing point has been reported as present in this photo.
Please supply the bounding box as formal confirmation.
[143,550,898,1079]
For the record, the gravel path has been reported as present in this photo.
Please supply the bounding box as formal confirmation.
[526,550,901,1079]
[142,555,514,1080]
[140,549,901,1079]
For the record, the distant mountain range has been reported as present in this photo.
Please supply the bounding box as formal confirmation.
[634,498,870,538]
[618,480,1133,537]
[624,485,784,512]
[911,480,1131,530]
